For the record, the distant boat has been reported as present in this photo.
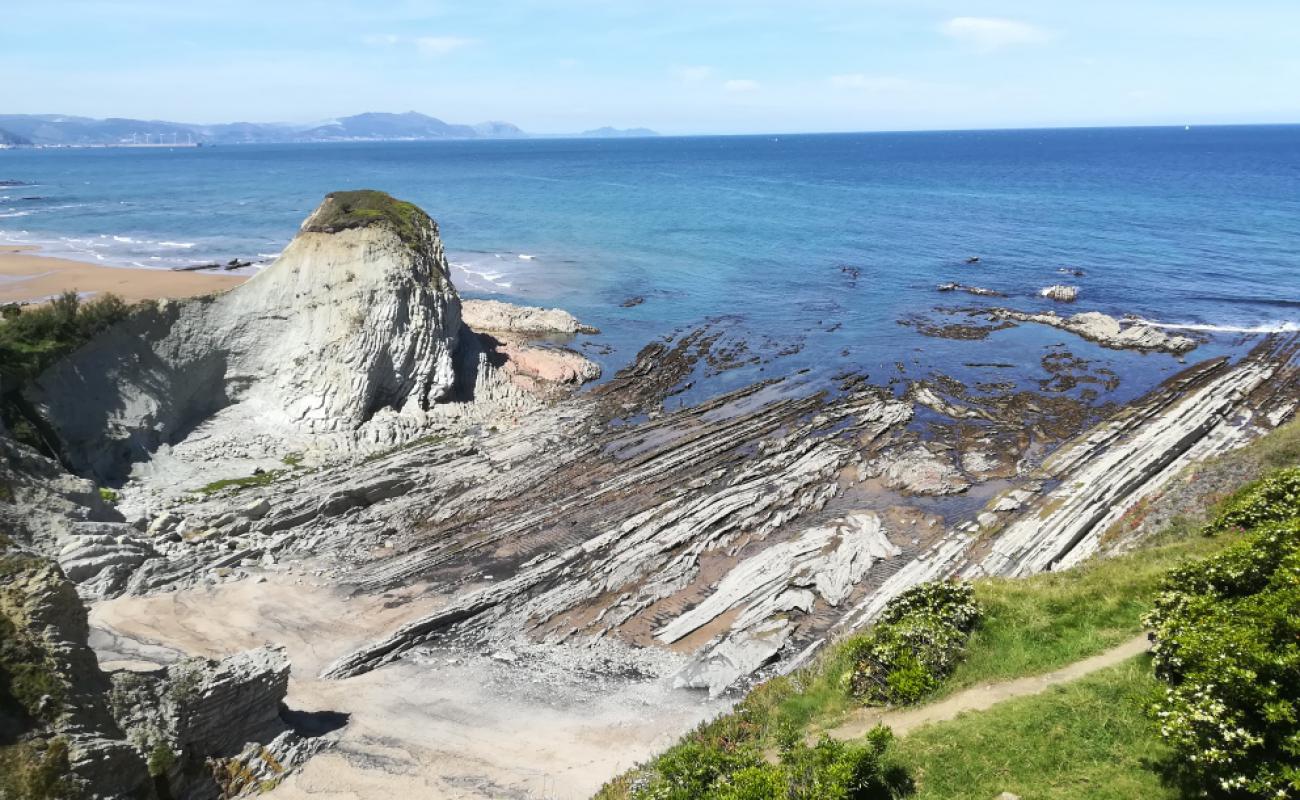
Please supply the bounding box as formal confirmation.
[1185,125,1191,131]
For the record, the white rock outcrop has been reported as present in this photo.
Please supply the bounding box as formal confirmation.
[462,298,597,336]
[27,191,590,480]
[986,308,1197,353]
[1039,284,1079,302]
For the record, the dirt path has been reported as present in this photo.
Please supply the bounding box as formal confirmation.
[823,634,1151,741]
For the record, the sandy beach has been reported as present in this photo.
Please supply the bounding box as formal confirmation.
[0,245,247,304]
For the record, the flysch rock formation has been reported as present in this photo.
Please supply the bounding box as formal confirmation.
[462,299,603,397]
[971,334,1300,577]
[788,333,1299,671]
[983,308,1198,353]
[25,190,599,490]
[4,187,1297,797]
[0,535,322,800]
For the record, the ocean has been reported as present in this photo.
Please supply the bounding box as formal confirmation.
[2,126,1299,407]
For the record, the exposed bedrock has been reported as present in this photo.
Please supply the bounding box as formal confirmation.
[983,308,1198,353]
[0,534,323,799]
[791,333,1298,670]
[110,646,326,800]
[971,334,1300,577]
[66,322,1286,699]
[25,191,598,483]
[461,298,598,336]
[30,191,462,479]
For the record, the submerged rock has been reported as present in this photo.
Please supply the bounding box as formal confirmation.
[877,446,971,496]
[936,282,1005,297]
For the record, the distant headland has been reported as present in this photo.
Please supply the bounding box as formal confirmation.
[0,111,660,148]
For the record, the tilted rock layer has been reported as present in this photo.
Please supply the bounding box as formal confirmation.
[30,191,484,479]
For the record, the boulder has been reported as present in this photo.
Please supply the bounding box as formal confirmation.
[57,533,156,584]
[880,446,971,495]
[461,298,597,336]
[1039,284,1079,302]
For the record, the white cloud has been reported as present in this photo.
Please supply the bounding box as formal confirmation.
[361,34,475,56]
[941,17,1050,52]
[672,65,714,83]
[414,36,475,56]
[829,74,913,92]
[723,79,759,92]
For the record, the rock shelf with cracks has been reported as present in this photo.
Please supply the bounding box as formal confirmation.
[2,189,1297,799]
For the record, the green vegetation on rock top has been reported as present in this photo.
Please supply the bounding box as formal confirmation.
[303,189,431,248]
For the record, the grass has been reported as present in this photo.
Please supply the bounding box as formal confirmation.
[359,432,450,465]
[303,190,432,252]
[944,532,1234,692]
[193,452,312,495]
[596,532,1240,800]
[599,415,1300,799]
[0,737,75,800]
[889,656,1174,800]
[194,471,284,495]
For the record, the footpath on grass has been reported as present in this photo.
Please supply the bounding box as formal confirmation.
[821,633,1151,741]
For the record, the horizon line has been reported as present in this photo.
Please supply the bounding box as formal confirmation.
[5,109,1300,140]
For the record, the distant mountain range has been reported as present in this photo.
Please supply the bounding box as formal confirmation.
[0,112,658,147]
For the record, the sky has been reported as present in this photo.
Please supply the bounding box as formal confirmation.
[4,0,1300,135]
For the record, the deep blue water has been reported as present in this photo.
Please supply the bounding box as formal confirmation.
[3,126,1298,405]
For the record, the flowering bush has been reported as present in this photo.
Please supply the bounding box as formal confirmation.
[849,580,980,705]
[1145,514,1300,798]
[1206,466,1300,534]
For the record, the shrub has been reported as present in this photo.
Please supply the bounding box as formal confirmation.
[632,710,766,800]
[0,554,68,727]
[635,727,898,800]
[0,737,75,800]
[849,580,980,705]
[0,291,135,452]
[1206,466,1300,534]
[1145,516,1300,798]
[147,742,176,777]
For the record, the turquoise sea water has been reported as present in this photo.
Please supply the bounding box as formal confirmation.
[2,126,1298,404]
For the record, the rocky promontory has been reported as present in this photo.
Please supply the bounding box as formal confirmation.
[1,188,1295,799]
[24,190,600,489]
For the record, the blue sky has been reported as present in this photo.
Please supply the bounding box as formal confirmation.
[5,0,1300,134]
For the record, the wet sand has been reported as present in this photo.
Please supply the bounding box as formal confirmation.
[0,246,246,304]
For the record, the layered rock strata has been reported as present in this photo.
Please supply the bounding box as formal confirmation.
[0,535,319,800]
[984,308,1197,353]
[25,191,598,485]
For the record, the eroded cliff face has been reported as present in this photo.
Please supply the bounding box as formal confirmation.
[1,532,320,800]
[28,191,466,480]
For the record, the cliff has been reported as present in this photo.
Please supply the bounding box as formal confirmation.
[25,190,595,483]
